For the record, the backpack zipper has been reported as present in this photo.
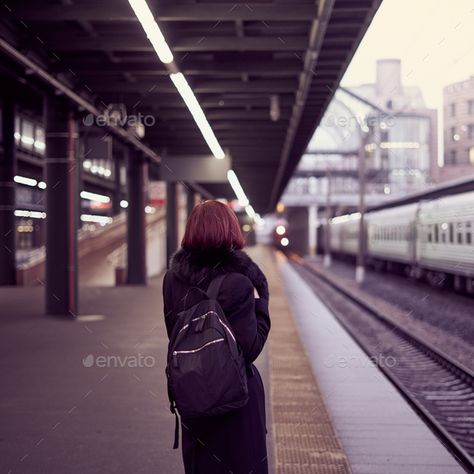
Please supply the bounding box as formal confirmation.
[178,310,219,334]
[172,338,225,368]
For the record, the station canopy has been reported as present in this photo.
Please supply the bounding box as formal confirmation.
[1,0,380,213]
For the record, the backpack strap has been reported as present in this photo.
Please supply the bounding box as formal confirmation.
[206,274,228,300]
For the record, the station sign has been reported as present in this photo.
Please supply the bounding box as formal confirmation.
[160,154,231,183]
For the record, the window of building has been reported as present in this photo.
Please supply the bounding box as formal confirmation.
[468,124,474,140]
[434,224,439,243]
[470,147,474,165]
[457,222,463,244]
[450,103,456,117]
[466,222,472,245]
[449,223,454,243]
[468,99,474,115]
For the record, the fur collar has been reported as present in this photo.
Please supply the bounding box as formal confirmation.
[169,247,268,298]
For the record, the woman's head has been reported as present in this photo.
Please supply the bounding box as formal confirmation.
[181,200,245,251]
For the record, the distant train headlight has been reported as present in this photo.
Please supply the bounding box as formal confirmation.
[276,225,286,235]
[280,237,289,247]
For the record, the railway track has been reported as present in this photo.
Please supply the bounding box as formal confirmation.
[288,253,474,473]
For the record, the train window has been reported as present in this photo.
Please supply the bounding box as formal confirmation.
[457,222,463,244]
[434,224,439,243]
[449,223,454,243]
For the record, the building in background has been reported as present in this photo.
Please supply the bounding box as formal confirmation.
[279,59,438,254]
[441,76,474,182]
[282,59,438,211]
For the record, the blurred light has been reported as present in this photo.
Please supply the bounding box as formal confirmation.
[270,94,280,122]
[104,169,112,178]
[21,136,34,146]
[170,73,225,159]
[34,140,46,151]
[276,202,285,213]
[15,210,46,219]
[245,204,256,219]
[254,214,264,226]
[242,224,251,232]
[83,160,92,169]
[80,214,113,225]
[453,134,460,142]
[38,181,47,189]
[80,191,111,203]
[383,185,390,194]
[380,122,387,130]
[128,0,174,64]
[227,170,249,206]
[276,224,286,235]
[120,200,129,209]
[380,141,420,149]
[145,205,155,214]
[280,237,289,247]
[331,212,361,224]
[441,222,448,231]
[14,175,37,187]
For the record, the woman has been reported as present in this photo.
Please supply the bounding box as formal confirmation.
[162,200,271,474]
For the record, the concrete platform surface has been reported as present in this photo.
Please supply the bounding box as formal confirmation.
[278,256,465,474]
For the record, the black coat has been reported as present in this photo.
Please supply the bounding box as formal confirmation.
[162,247,271,474]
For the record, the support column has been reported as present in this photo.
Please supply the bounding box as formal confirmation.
[112,142,123,216]
[45,97,78,316]
[308,205,318,256]
[126,150,147,284]
[166,182,178,268]
[0,94,17,285]
[186,186,196,218]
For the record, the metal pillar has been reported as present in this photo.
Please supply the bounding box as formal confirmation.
[166,182,178,268]
[356,134,367,284]
[45,97,78,316]
[186,186,196,218]
[126,150,147,284]
[308,205,318,256]
[112,143,123,216]
[0,94,17,285]
[323,170,332,267]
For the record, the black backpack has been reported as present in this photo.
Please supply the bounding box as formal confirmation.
[166,273,249,448]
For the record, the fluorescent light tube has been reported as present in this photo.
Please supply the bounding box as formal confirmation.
[128,0,174,64]
[14,175,37,187]
[80,191,111,204]
[227,170,249,206]
[170,72,225,159]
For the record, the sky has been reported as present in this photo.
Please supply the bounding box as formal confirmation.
[341,0,474,110]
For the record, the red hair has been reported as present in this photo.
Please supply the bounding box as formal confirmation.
[181,200,245,251]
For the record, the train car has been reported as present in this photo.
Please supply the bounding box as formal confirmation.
[329,213,360,257]
[417,191,474,286]
[365,203,418,267]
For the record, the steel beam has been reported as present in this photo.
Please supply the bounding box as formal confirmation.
[166,182,178,268]
[126,149,147,285]
[0,93,17,285]
[14,3,316,22]
[44,97,78,316]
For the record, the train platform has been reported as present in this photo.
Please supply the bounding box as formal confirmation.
[0,245,465,474]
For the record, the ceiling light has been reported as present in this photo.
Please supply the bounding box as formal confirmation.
[245,205,256,219]
[170,72,225,159]
[227,170,249,206]
[14,175,37,187]
[80,191,111,204]
[128,0,173,64]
